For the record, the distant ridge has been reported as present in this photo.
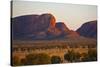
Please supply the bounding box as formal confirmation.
[76,20,97,39]
[12,13,97,40]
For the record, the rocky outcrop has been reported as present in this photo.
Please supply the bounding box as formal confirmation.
[12,13,86,40]
[76,20,97,39]
[56,22,70,35]
[12,13,56,39]
[55,22,79,38]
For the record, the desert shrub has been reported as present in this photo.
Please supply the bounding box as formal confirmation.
[51,56,62,64]
[64,49,80,62]
[81,49,97,61]
[12,56,21,66]
[88,49,97,61]
[74,52,81,62]
[20,58,27,65]
[24,53,51,65]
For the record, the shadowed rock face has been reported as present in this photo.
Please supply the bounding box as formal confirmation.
[46,27,62,39]
[76,20,97,39]
[12,13,56,39]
